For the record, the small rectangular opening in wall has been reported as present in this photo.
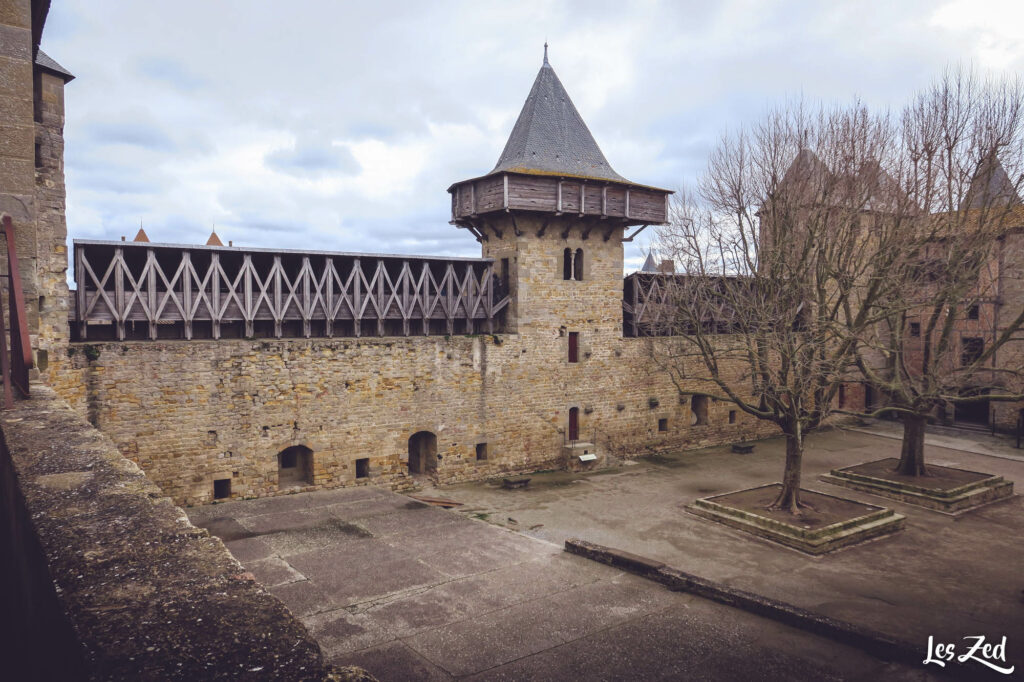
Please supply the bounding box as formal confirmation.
[355,458,370,479]
[729,410,737,424]
[568,332,579,363]
[213,478,231,500]
[475,442,489,461]
[658,418,668,432]
[968,304,980,320]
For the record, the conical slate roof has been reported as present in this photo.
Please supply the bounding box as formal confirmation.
[640,252,659,273]
[962,155,1021,210]
[491,50,627,183]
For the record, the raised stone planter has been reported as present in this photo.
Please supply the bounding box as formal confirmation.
[685,484,905,555]
[820,458,1014,515]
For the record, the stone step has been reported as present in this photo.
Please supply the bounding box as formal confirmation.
[819,472,1014,514]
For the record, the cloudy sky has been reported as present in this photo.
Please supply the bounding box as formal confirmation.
[42,0,1024,272]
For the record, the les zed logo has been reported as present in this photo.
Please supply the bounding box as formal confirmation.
[924,635,1015,675]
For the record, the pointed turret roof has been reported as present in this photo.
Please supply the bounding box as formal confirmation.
[490,48,627,183]
[962,155,1021,210]
[133,228,150,243]
[206,230,224,247]
[640,252,659,273]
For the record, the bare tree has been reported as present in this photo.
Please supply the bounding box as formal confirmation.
[651,102,910,513]
[854,69,1024,476]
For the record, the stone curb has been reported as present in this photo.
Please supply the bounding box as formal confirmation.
[564,538,968,679]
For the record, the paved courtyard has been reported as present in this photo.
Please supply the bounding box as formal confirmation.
[188,482,927,680]
[426,426,1024,677]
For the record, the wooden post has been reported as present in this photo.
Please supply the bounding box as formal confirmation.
[376,261,385,336]
[273,256,283,338]
[243,254,254,338]
[114,246,125,340]
[75,244,86,339]
[145,249,158,340]
[324,258,334,337]
[353,258,362,338]
[210,253,221,339]
[182,251,193,340]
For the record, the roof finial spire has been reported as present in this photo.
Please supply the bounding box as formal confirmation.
[543,42,549,66]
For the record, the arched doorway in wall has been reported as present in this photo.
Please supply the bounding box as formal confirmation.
[568,407,580,442]
[278,445,313,488]
[408,431,438,476]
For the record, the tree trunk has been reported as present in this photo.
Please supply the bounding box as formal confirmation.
[769,428,804,514]
[895,413,928,476]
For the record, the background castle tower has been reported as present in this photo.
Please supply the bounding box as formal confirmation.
[447,48,671,337]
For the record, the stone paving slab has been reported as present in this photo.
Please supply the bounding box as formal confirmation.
[430,428,1022,676]
[190,484,932,680]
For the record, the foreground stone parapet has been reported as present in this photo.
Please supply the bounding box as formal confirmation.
[820,457,1014,515]
[685,484,905,555]
[0,384,365,681]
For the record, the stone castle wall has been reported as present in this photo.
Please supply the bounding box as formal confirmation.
[51,328,772,506]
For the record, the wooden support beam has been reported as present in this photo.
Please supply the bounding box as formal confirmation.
[623,224,649,242]
[114,247,125,340]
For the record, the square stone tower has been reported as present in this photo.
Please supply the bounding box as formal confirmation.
[447,47,671,339]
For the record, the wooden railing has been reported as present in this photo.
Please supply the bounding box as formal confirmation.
[73,240,509,341]
[0,216,32,406]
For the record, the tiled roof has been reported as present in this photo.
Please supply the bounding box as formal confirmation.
[491,53,628,183]
[35,49,74,81]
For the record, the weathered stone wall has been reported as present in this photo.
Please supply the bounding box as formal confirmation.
[50,332,773,507]
[33,66,70,375]
[0,383,341,680]
[0,0,71,378]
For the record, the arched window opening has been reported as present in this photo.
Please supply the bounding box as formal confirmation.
[573,248,584,281]
[278,445,313,488]
[563,248,573,280]
[408,431,438,476]
[568,407,580,442]
[691,395,709,426]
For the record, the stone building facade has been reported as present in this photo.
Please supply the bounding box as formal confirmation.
[0,0,72,378]
[42,52,773,505]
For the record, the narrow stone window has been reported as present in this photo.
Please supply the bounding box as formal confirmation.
[573,248,584,281]
[213,478,231,500]
[967,304,980,320]
[729,410,737,424]
[838,385,847,409]
[692,395,709,426]
[355,457,370,479]
[909,322,921,337]
[476,443,489,461]
[658,418,668,432]
[563,248,573,280]
[568,331,579,363]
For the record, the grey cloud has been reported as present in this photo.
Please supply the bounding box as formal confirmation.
[264,142,361,178]
[137,56,207,91]
[82,121,176,152]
